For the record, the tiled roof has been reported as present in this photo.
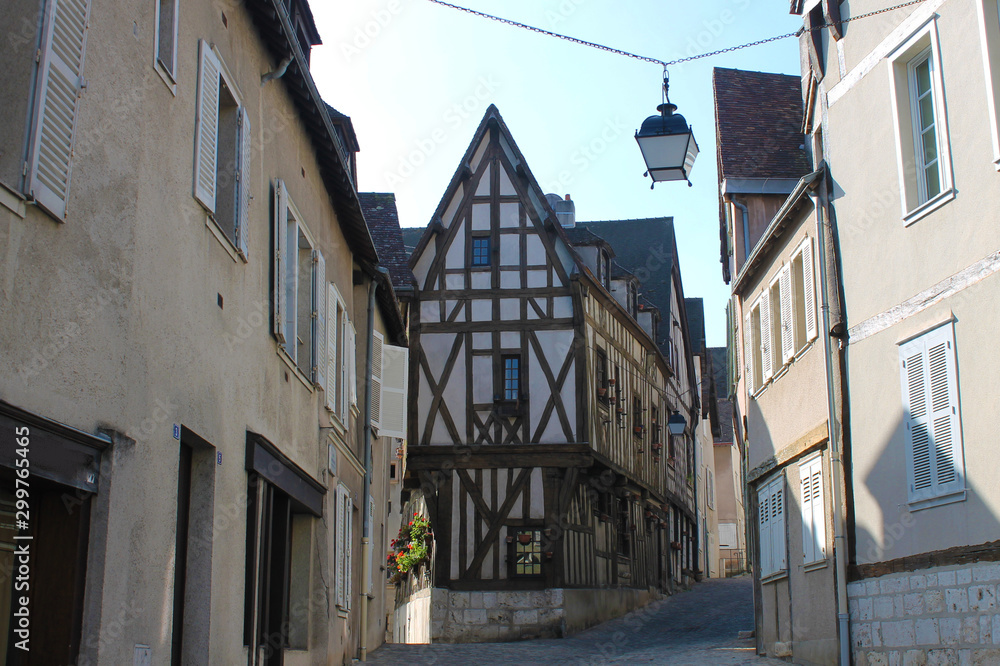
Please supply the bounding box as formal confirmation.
[713,67,811,180]
[685,298,705,356]
[562,225,609,248]
[358,193,415,292]
[577,218,676,357]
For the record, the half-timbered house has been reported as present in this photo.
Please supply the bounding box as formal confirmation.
[399,105,701,643]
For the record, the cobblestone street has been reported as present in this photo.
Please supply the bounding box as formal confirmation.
[367,577,787,665]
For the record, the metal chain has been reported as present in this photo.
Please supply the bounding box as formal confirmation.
[424,0,927,68]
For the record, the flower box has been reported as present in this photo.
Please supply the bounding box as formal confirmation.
[597,387,607,397]
[518,533,533,545]
[671,541,683,551]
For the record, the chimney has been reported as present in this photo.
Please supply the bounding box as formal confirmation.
[554,194,575,228]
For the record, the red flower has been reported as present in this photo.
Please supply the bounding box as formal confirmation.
[409,521,413,526]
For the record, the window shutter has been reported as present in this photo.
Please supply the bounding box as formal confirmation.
[326,284,339,412]
[758,486,771,575]
[927,331,961,490]
[193,40,220,212]
[348,322,358,409]
[800,468,814,563]
[335,485,346,607]
[312,251,326,387]
[341,315,351,420]
[370,331,384,429]
[744,312,754,395]
[235,107,252,258]
[27,0,91,219]
[760,292,773,382]
[802,238,818,341]
[272,181,287,343]
[379,344,409,439]
[810,460,826,561]
[345,494,353,609]
[779,266,794,363]
[367,495,375,595]
[771,480,786,572]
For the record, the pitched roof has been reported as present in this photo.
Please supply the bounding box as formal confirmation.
[562,225,611,249]
[325,103,360,153]
[685,298,705,356]
[358,193,414,293]
[709,346,728,395]
[713,68,811,181]
[576,218,676,356]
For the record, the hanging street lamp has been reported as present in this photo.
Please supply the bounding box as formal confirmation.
[667,410,687,436]
[635,71,699,188]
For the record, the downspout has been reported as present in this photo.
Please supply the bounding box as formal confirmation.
[732,199,751,264]
[811,179,850,666]
[359,266,389,662]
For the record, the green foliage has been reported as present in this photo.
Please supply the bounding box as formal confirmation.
[387,513,432,581]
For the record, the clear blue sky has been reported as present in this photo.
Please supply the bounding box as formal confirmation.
[309,1,803,347]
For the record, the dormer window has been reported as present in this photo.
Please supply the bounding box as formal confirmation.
[628,282,638,319]
[599,250,611,290]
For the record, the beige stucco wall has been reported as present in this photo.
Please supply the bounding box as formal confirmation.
[0,0,400,663]
[825,0,1000,564]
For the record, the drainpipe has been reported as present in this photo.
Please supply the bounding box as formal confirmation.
[359,266,389,662]
[811,179,850,666]
[731,199,751,263]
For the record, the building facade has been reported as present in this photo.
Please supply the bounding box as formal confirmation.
[0,0,407,663]
[399,105,701,643]
[792,0,1000,663]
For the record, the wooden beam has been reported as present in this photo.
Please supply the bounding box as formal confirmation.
[407,444,593,470]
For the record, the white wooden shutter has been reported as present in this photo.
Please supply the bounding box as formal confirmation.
[757,485,771,576]
[312,250,326,387]
[380,344,409,439]
[335,485,346,607]
[345,493,353,609]
[272,180,287,342]
[800,457,825,563]
[326,284,340,412]
[348,322,358,409]
[367,495,375,595]
[193,40,220,212]
[759,292,773,382]
[341,314,351,419]
[743,312,754,395]
[779,267,794,363]
[800,467,814,563]
[770,479,786,572]
[900,325,963,501]
[235,107,252,258]
[370,331,384,429]
[27,0,91,219]
[801,238,818,342]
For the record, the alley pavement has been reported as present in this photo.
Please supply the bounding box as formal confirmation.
[366,576,787,665]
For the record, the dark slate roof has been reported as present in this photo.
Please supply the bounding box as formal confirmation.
[325,103,360,153]
[358,193,414,292]
[715,398,734,444]
[685,298,705,356]
[611,261,635,280]
[576,218,676,355]
[562,225,610,249]
[713,68,811,180]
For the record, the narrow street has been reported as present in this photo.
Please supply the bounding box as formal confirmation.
[367,577,787,665]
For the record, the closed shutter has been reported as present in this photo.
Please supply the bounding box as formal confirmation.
[367,495,375,595]
[760,291,773,382]
[370,332,384,429]
[744,312,754,395]
[312,251,326,388]
[379,344,409,439]
[802,238,818,341]
[770,480,786,572]
[800,468,813,563]
[193,40,220,212]
[326,284,340,412]
[345,492,353,609]
[757,485,771,576]
[900,324,963,502]
[28,0,91,219]
[234,107,252,258]
[335,485,346,607]
[272,180,287,342]
[800,457,825,563]
[779,266,794,363]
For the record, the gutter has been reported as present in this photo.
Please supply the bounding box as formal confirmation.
[359,266,389,661]
[811,177,850,666]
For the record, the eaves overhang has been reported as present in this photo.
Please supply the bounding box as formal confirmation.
[722,177,801,196]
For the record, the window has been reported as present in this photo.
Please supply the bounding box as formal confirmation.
[335,485,353,610]
[899,322,965,506]
[627,282,638,318]
[651,404,660,446]
[512,530,542,576]
[325,284,353,423]
[502,355,520,401]
[272,180,325,383]
[599,249,611,290]
[0,0,91,218]
[616,498,631,557]
[757,475,786,578]
[194,40,252,255]
[800,456,826,564]
[976,0,1000,167]
[888,21,954,221]
[154,0,179,85]
[471,236,490,266]
[632,396,642,438]
[595,348,609,405]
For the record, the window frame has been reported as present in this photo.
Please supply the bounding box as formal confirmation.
[975,0,1000,169]
[799,454,827,565]
[501,354,521,402]
[595,347,609,407]
[153,0,179,92]
[471,235,491,267]
[887,18,955,225]
[510,529,544,577]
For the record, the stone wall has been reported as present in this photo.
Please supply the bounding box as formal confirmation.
[431,588,566,642]
[849,560,1000,665]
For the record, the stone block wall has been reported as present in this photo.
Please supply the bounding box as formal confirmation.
[849,561,1000,665]
[430,588,566,642]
